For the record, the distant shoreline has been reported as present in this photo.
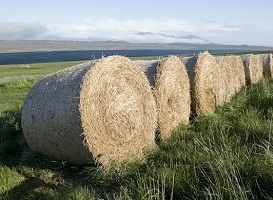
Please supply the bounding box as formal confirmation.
[0,49,264,65]
[1,40,273,65]
[1,40,273,53]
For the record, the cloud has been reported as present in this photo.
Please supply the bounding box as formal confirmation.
[0,22,47,39]
[202,23,260,45]
[49,18,191,38]
[47,18,248,40]
[0,18,265,45]
[112,33,207,43]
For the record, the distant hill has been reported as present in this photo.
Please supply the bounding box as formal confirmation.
[111,32,210,44]
[0,39,273,53]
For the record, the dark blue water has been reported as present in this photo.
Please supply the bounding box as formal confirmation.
[0,49,246,65]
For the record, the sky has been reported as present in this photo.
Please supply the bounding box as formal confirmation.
[0,0,273,46]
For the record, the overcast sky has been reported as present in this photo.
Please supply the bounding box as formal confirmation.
[0,0,273,46]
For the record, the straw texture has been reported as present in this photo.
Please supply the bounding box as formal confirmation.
[241,54,263,84]
[260,53,273,77]
[232,55,246,92]
[216,55,245,105]
[183,51,219,116]
[135,56,191,140]
[21,55,157,166]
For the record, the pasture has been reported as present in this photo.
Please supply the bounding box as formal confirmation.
[1,57,273,199]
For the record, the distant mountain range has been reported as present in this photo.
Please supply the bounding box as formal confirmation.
[111,32,210,44]
[1,38,273,53]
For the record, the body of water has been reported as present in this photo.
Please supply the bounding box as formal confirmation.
[0,49,246,65]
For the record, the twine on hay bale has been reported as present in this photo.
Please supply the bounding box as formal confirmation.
[135,56,191,140]
[240,54,263,84]
[260,53,273,77]
[215,55,246,105]
[182,51,219,116]
[21,55,157,166]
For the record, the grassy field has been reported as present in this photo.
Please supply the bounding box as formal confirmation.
[0,61,89,82]
[1,60,273,199]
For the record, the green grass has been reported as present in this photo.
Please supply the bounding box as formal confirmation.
[0,61,88,82]
[1,61,273,199]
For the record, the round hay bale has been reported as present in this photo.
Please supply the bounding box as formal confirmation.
[134,59,158,87]
[240,54,263,84]
[182,51,219,116]
[231,55,246,92]
[181,56,197,90]
[269,53,273,77]
[21,55,157,166]
[215,56,231,105]
[260,53,273,77]
[215,55,246,105]
[135,56,191,140]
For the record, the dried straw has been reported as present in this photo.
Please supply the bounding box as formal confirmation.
[182,51,219,116]
[231,55,246,92]
[215,55,245,105]
[260,53,273,77]
[269,53,273,77]
[240,54,263,84]
[21,55,157,166]
[135,56,191,140]
[215,56,231,105]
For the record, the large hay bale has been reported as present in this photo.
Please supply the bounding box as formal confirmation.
[231,55,246,92]
[240,54,263,84]
[21,55,157,166]
[135,56,191,140]
[269,53,273,77]
[182,51,219,116]
[260,53,273,77]
[215,55,245,105]
[215,56,232,105]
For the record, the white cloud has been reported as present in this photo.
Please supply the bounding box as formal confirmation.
[46,18,246,41]
[49,18,193,37]
[0,22,47,39]
[112,33,207,43]
[0,18,265,45]
[202,23,260,45]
